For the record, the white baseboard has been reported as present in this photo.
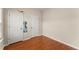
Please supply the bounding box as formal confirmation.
[0,44,5,50]
[22,37,31,41]
[43,34,79,50]
[23,35,41,41]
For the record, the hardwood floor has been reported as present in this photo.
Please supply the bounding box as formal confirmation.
[4,36,76,50]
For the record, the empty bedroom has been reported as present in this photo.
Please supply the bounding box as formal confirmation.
[0,8,79,50]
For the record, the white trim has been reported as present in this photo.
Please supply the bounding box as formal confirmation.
[0,44,5,50]
[22,37,31,41]
[23,35,41,41]
[0,39,4,50]
[43,34,79,50]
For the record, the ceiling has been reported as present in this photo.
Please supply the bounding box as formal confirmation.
[33,8,48,11]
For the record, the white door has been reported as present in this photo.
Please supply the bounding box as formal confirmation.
[7,9,24,44]
[23,13,32,39]
[31,15,40,37]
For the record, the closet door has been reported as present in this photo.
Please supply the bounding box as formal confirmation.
[31,15,40,37]
[7,9,23,44]
[23,13,32,39]
[23,14,40,39]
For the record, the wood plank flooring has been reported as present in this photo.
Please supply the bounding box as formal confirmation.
[4,36,76,50]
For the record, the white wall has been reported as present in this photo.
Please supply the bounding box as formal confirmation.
[0,8,3,39]
[0,8,4,50]
[0,8,2,36]
[43,9,79,48]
